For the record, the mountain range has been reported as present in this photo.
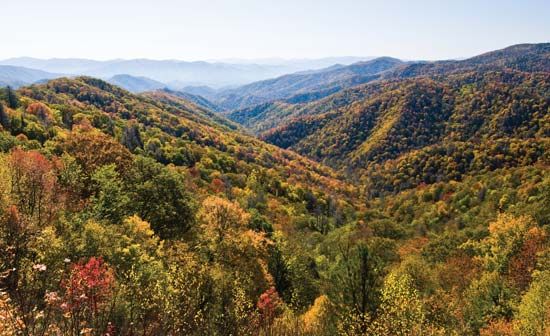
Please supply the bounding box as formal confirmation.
[0,56,375,88]
[252,43,549,193]
[0,42,548,335]
[0,65,61,87]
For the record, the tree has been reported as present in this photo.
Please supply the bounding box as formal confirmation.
[26,102,53,124]
[267,244,291,302]
[127,156,195,237]
[121,122,143,152]
[0,205,26,292]
[335,243,380,317]
[63,128,133,179]
[198,196,249,249]
[515,270,550,336]
[0,103,10,129]
[5,86,18,109]
[198,196,250,260]
[8,148,57,226]
[90,164,130,223]
[374,272,425,336]
[198,195,269,308]
[58,257,115,335]
[257,287,282,327]
[326,237,382,335]
[465,214,536,274]
[508,227,547,291]
[463,272,514,333]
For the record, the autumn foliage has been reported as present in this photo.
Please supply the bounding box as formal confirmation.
[0,44,548,335]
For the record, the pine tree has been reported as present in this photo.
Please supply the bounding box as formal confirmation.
[121,123,143,151]
[0,103,9,129]
[6,86,18,109]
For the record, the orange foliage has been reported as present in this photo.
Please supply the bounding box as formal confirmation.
[63,128,132,176]
[26,102,53,123]
[9,148,57,225]
[508,227,547,291]
[479,319,515,336]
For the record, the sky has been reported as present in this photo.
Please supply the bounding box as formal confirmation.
[1,0,549,61]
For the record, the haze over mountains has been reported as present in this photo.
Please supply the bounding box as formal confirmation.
[0,56,375,89]
[0,65,61,88]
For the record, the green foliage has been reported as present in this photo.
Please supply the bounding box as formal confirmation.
[516,270,550,336]
[463,272,515,332]
[375,272,425,336]
[90,164,130,223]
[0,44,547,335]
[0,86,20,109]
[127,156,195,237]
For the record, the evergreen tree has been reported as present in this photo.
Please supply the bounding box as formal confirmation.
[121,123,143,151]
[0,103,9,129]
[6,86,18,109]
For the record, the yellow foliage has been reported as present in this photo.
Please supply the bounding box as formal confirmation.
[123,215,155,239]
[0,154,10,209]
[301,295,331,333]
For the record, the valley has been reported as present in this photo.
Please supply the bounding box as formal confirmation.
[0,42,548,335]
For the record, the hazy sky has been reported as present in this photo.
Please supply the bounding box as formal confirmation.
[1,0,548,61]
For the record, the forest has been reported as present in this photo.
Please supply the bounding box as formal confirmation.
[0,43,548,336]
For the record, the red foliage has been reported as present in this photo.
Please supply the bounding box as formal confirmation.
[257,287,281,324]
[62,257,114,315]
[10,148,54,184]
[210,178,225,193]
[26,102,52,123]
[508,227,547,291]
[9,148,57,224]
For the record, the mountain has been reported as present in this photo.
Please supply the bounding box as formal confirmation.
[226,43,550,134]
[107,74,166,93]
[210,56,374,68]
[1,47,549,336]
[8,76,354,201]
[0,57,374,88]
[258,43,549,195]
[382,43,550,79]
[0,57,104,73]
[157,88,223,112]
[214,57,405,110]
[0,65,61,87]
[173,85,218,97]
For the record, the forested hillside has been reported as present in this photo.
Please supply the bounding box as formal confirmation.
[0,43,548,336]
[230,44,549,136]
[0,77,362,335]
[213,57,404,111]
[261,44,550,194]
[106,74,166,93]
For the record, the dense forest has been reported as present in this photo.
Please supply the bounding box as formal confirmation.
[0,43,548,336]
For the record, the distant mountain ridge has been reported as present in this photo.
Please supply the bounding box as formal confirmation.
[0,56,376,88]
[209,57,405,111]
[0,65,62,87]
[225,43,549,135]
[157,88,223,112]
[107,74,166,93]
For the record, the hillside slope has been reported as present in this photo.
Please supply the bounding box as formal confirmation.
[157,88,223,112]
[260,44,550,194]
[107,74,166,93]
[7,77,357,213]
[227,43,549,135]
[0,65,61,87]
[0,67,548,336]
[216,57,404,110]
